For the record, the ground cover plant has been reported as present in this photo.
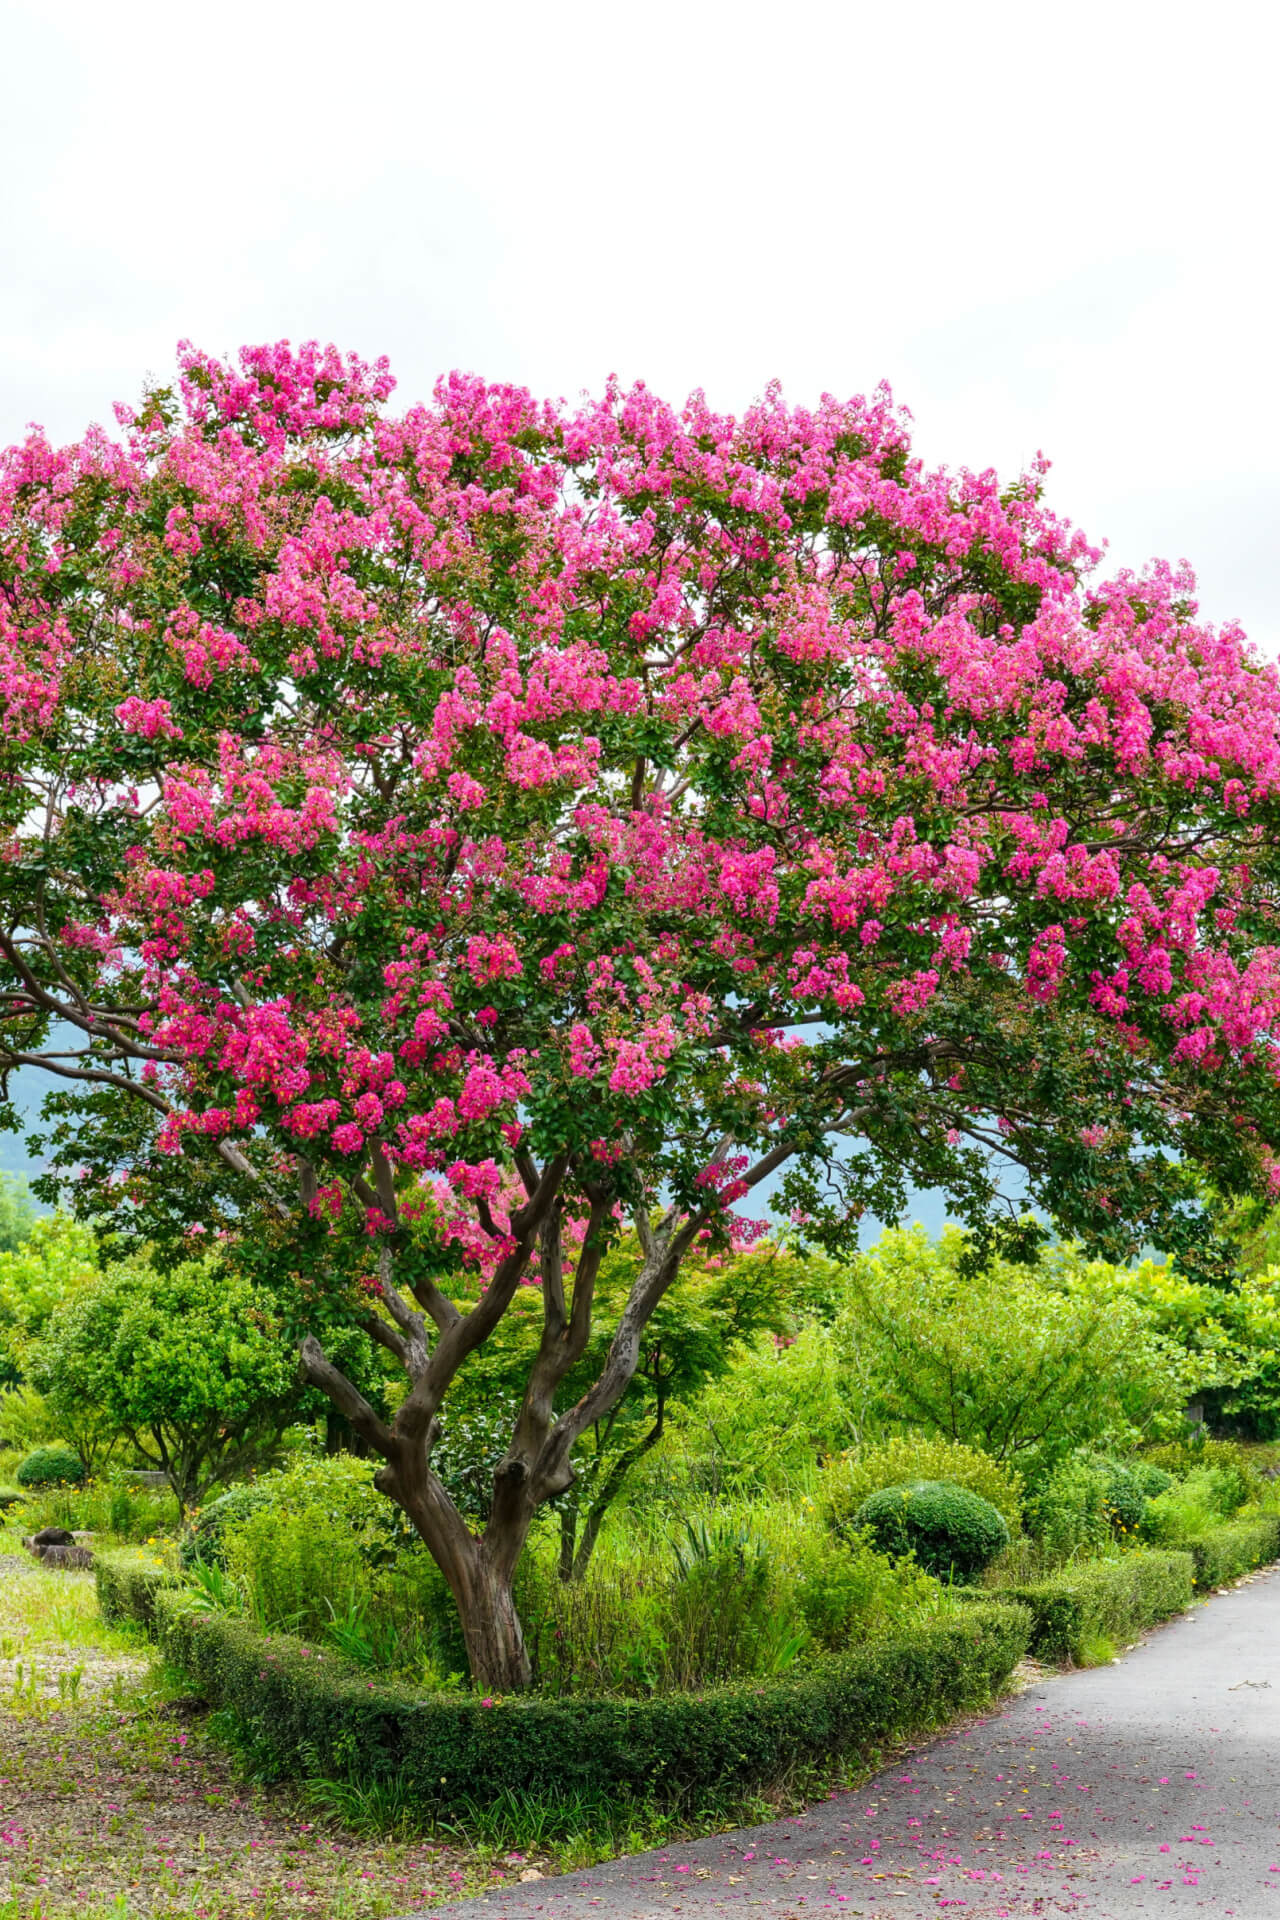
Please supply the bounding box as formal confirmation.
[8,347,1280,1690]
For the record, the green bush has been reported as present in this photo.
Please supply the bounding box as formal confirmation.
[825,1436,1022,1534]
[793,1531,938,1654]
[1020,1451,1120,1559]
[1183,1512,1280,1589]
[1139,1467,1252,1546]
[181,1482,279,1569]
[1127,1460,1175,1499]
[95,1547,184,1631]
[1142,1438,1261,1511]
[968,1549,1195,1662]
[97,1550,1029,1810]
[854,1482,1010,1583]
[16,1444,85,1489]
[1095,1460,1147,1534]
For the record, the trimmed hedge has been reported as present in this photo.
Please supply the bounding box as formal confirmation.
[95,1547,184,1631]
[958,1549,1195,1662]
[1184,1511,1280,1591]
[97,1551,1030,1808]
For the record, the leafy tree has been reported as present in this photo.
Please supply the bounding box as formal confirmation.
[34,1257,302,1510]
[836,1227,1216,1467]
[447,1230,829,1578]
[3,345,1280,1684]
[0,1215,99,1385]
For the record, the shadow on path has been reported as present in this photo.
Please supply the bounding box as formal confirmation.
[413,1565,1280,1919]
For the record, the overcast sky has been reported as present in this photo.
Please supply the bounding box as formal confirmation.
[0,0,1273,1208]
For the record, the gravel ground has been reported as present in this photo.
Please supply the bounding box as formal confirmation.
[421,1566,1280,1920]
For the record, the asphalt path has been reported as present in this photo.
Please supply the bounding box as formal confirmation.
[419,1565,1280,1919]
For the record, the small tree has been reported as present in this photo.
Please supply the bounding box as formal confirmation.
[35,1258,301,1510]
[5,345,1280,1684]
[837,1227,1217,1466]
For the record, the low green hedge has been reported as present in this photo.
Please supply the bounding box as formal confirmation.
[97,1551,1030,1809]
[959,1548,1195,1662]
[95,1547,184,1631]
[1184,1511,1280,1590]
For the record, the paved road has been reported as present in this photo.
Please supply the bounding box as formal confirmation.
[419,1566,1280,1919]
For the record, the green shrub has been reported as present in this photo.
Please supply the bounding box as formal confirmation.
[181,1482,279,1569]
[825,1436,1022,1534]
[95,1547,184,1631]
[1025,1456,1117,1560]
[1127,1460,1175,1499]
[1095,1460,1147,1534]
[0,1486,26,1510]
[216,1454,463,1681]
[19,1476,178,1540]
[1183,1512,1280,1589]
[97,1550,1029,1810]
[1142,1438,1261,1510]
[1139,1467,1251,1546]
[793,1532,937,1652]
[854,1482,1009,1583]
[968,1549,1195,1662]
[16,1443,85,1488]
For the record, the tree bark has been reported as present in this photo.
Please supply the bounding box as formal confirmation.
[455,1559,532,1693]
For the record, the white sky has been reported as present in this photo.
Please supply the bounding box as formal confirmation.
[3,0,1277,651]
[0,0,1275,1218]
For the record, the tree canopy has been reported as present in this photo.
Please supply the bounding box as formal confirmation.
[35,1255,302,1509]
[4,342,1280,1683]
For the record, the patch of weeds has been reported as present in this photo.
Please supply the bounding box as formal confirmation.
[1076,1631,1118,1666]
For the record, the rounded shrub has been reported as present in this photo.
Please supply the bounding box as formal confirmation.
[1093,1458,1147,1535]
[16,1444,85,1489]
[1128,1459,1174,1500]
[181,1482,278,1568]
[824,1435,1022,1536]
[853,1480,1010,1583]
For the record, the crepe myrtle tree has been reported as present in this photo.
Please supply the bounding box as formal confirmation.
[4,343,1280,1685]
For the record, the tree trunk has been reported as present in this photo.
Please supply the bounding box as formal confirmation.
[455,1557,533,1693]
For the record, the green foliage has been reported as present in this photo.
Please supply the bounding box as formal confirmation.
[98,1548,1028,1810]
[0,1215,99,1388]
[16,1442,84,1488]
[1026,1454,1150,1560]
[95,1545,183,1631]
[1141,1436,1262,1508]
[834,1229,1215,1468]
[662,1321,866,1499]
[824,1434,1023,1533]
[217,1453,465,1681]
[0,1383,55,1453]
[853,1482,1009,1583]
[180,1482,280,1569]
[34,1254,302,1509]
[0,1174,38,1255]
[16,1475,178,1539]
[1139,1467,1250,1545]
[1127,1460,1175,1499]
[1182,1512,1280,1589]
[792,1530,938,1653]
[969,1549,1195,1662]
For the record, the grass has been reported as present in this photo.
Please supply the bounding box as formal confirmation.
[0,1550,520,1917]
